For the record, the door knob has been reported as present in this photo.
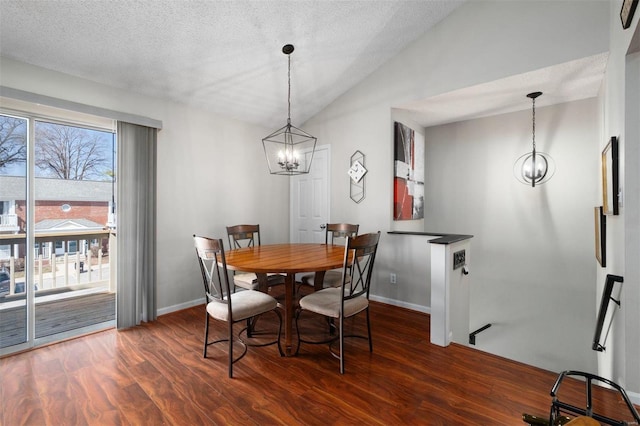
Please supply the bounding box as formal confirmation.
[320,224,326,229]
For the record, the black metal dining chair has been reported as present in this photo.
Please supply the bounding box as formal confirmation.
[295,231,380,374]
[226,224,285,292]
[194,234,283,378]
[298,223,359,290]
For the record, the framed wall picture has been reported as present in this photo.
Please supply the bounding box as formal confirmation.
[592,274,623,352]
[602,136,619,215]
[621,0,638,29]
[393,121,424,220]
[594,206,606,267]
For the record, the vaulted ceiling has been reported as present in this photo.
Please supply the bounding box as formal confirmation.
[0,0,463,127]
[0,1,606,129]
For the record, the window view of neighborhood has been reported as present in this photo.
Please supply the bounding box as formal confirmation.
[0,113,116,349]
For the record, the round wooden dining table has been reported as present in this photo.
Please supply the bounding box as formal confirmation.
[224,243,346,355]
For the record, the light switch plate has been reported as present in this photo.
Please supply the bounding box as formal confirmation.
[453,250,465,270]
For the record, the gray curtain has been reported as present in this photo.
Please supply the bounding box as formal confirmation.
[116,121,157,328]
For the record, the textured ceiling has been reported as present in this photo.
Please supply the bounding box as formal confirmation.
[0,0,464,128]
[0,1,608,129]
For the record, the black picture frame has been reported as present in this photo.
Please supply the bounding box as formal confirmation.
[592,274,623,352]
[594,206,606,267]
[621,0,638,29]
[602,136,619,215]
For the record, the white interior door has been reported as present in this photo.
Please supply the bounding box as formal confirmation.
[290,145,330,243]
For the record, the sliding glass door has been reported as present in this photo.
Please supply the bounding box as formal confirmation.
[0,109,116,353]
[0,114,28,348]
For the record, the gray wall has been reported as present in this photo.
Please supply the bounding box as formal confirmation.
[423,99,599,372]
[302,0,623,384]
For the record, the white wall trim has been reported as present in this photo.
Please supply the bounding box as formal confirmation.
[157,297,205,316]
[160,296,430,318]
[370,295,430,314]
[628,391,640,407]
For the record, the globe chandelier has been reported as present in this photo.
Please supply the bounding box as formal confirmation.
[514,91,555,187]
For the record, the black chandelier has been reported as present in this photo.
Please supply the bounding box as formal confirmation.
[262,44,317,175]
[514,91,555,187]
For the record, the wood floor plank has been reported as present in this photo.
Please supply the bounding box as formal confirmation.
[68,364,130,425]
[0,355,47,425]
[2,301,637,425]
[36,367,81,425]
[125,359,214,425]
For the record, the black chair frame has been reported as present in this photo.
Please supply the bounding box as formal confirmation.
[548,370,640,426]
[295,232,380,374]
[194,235,284,377]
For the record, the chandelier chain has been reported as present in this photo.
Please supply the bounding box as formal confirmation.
[287,54,291,124]
[532,96,536,153]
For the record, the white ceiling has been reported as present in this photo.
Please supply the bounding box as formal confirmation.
[0,0,463,127]
[0,0,607,129]
[398,53,610,127]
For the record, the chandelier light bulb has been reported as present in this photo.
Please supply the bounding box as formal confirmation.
[521,153,548,182]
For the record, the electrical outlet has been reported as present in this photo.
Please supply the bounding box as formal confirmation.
[390,273,397,284]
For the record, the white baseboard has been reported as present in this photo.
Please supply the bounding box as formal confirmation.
[157,297,204,316]
[628,390,640,406]
[369,295,430,314]
[159,296,429,316]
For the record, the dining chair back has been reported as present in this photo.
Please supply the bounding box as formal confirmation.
[226,224,284,291]
[227,224,261,249]
[194,234,283,378]
[326,223,360,244]
[296,231,381,374]
[299,223,359,289]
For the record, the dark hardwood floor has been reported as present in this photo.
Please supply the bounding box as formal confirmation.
[1,297,635,425]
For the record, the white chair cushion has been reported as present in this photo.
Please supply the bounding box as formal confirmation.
[207,290,277,322]
[233,272,259,290]
[299,287,368,319]
[234,272,285,290]
[300,270,345,288]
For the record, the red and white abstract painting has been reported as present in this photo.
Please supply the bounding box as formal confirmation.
[394,121,424,220]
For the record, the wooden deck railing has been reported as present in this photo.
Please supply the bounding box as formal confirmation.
[0,230,113,298]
